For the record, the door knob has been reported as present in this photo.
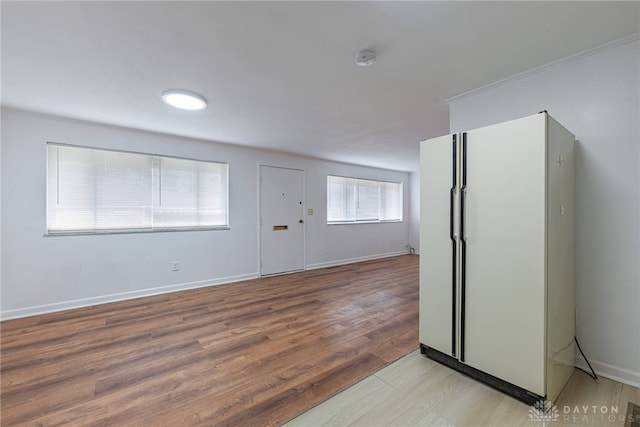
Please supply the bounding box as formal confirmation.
[299,219,304,224]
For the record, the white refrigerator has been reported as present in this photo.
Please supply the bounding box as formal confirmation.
[419,112,575,404]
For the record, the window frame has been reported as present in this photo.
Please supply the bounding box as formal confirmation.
[46,142,230,236]
[326,174,403,225]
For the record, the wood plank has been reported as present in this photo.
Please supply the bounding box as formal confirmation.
[285,350,640,427]
[1,255,419,426]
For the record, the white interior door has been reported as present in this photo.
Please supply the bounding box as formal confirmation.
[462,114,546,395]
[260,166,304,276]
[419,134,458,356]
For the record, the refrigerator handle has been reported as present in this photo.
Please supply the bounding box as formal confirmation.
[460,132,467,363]
[450,134,457,357]
[449,190,456,240]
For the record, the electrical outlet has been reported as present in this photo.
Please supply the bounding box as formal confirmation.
[171,261,180,272]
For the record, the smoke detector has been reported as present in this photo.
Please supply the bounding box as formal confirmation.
[354,49,376,67]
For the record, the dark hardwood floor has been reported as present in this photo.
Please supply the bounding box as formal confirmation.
[1,255,419,426]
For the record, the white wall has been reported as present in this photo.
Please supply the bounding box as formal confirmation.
[1,108,410,319]
[449,38,640,387]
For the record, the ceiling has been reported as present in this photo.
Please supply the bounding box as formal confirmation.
[2,1,639,172]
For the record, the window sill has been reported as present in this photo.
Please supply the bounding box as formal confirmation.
[44,226,230,237]
[327,220,403,225]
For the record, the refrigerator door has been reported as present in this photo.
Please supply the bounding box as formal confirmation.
[419,134,459,357]
[461,114,547,396]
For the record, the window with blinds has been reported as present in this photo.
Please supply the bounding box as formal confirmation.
[326,175,403,223]
[46,143,229,234]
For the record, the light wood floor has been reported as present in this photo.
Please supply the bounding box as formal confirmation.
[284,350,640,427]
[1,255,418,426]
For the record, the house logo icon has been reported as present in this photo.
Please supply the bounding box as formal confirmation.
[528,400,560,426]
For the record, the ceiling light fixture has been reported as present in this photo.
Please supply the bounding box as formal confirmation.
[161,89,207,111]
[354,49,376,67]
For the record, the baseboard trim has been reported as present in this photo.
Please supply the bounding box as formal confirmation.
[576,359,640,389]
[305,251,409,271]
[1,253,412,321]
[0,273,259,321]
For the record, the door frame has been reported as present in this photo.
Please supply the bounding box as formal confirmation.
[257,164,306,277]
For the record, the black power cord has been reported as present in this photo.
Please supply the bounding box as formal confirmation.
[575,336,598,380]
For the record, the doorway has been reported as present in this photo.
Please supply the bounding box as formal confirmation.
[259,165,305,276]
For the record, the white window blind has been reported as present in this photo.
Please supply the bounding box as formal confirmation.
[327,175,403,223]
[380,181,403,221]
[154,157,228,228]
[47,143,229,234]
[327,175,355,221]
